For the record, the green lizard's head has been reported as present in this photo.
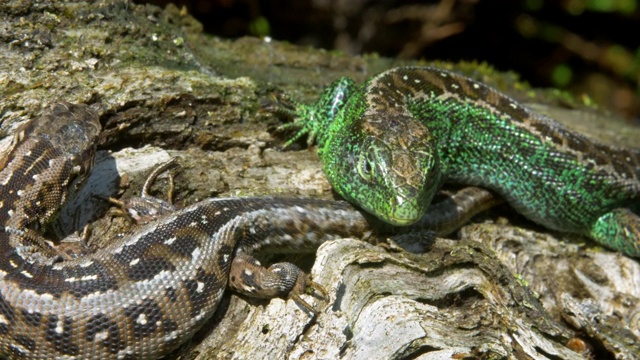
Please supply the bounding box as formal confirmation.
[325,112,441,226]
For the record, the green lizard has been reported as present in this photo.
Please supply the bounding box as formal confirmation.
[277,66,640,257]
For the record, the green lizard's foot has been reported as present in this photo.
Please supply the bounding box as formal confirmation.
[589,208,640,258]
[270,77,357,148]
[278,102,320,147]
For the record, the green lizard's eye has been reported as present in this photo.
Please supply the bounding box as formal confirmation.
[357,147,376,182]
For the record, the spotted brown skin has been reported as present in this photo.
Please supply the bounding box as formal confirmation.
[0,102,504,359]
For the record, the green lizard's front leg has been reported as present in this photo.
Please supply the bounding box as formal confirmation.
[279,77,355,148]
[277,66,640,258]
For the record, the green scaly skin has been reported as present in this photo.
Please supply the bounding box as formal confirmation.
[282,66,640,258]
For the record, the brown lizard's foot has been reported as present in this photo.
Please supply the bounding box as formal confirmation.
[229,252,326,314]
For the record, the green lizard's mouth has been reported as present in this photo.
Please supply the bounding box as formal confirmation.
[375,195,426,226]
